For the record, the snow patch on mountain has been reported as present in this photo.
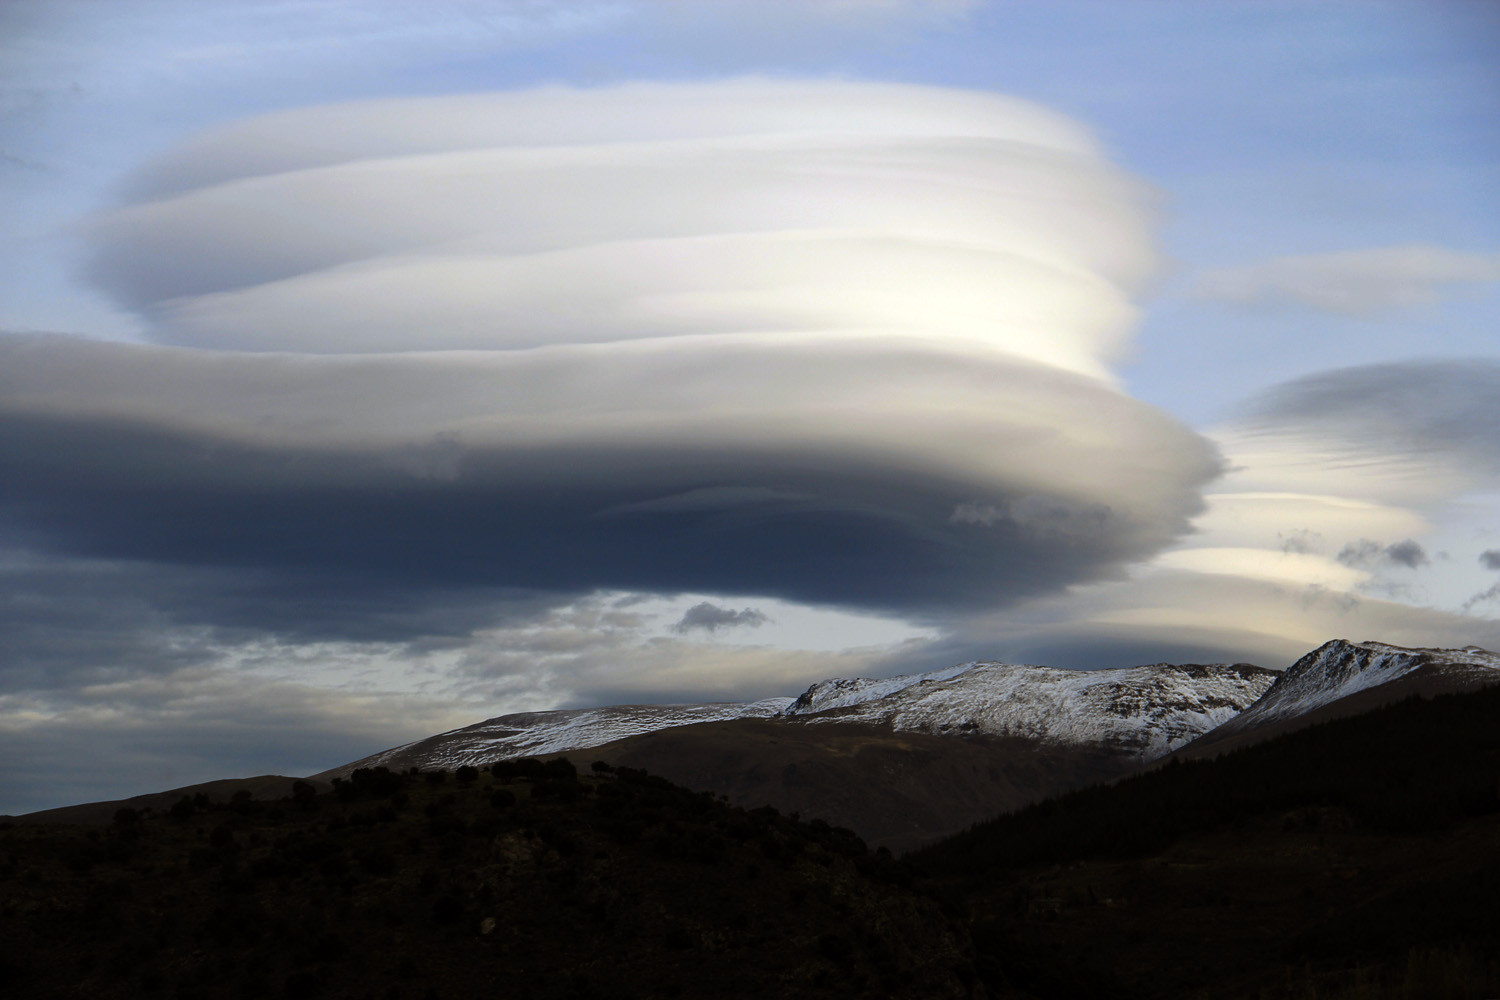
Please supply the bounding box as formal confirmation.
[783,661,1276,760]
[1227,639,1500,727]
[331,697,794,776]
[781,662,976,715]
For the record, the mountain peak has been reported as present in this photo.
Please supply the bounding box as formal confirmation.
[1179,639,1500,755]
[1262,639,1499,722]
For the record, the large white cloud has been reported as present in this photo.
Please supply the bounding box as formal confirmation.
[92,80,1153,379]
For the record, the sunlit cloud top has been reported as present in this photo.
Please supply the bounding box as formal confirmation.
[89,80,1152,380]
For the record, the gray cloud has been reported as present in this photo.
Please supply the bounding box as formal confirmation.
[0,333,1217,618]
[0,547,572,698]
[672,602,770,633]
[0,666,470,816]
[1335,538,1429,570]
[1243,360,1500,479]
[1480,549,1500,571]
[1383,539,1430,569]
[921,570,1500,676]
[1193,244,1500,315]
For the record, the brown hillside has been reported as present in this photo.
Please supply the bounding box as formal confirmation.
[585,717,1135,853]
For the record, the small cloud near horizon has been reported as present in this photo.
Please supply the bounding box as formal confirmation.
[672,601,771,634]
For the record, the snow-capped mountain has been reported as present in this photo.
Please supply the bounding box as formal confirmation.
[783,661,1277,761]
[316,698,793,779]
[1185,639,1500,753]
[320,658,1277,778]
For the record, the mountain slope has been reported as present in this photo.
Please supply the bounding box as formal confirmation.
[304,659,1274,850]
[585,718,1132,853]
[321,659,1277,784]
[909,682,1500,999]
[786,660,1275,761]
[1179,639,1500,758]
[314,697,793,780]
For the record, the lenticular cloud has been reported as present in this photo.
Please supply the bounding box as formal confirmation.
[5,80,1217,616]
[91,79,1152,378]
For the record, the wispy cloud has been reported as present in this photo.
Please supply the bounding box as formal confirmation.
[1192,245,1500,315]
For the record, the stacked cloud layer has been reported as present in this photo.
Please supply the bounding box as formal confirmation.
[5,79,1217,624]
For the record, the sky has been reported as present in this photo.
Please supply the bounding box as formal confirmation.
[3,0,1500,814]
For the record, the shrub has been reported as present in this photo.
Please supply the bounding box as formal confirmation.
[350,767,402,798]
[291,781,318,808]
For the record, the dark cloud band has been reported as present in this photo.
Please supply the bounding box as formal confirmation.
[1,333,1218,621]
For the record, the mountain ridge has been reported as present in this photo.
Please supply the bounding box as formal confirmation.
[1178,638,1500,758]
[783,659,1275,760]
[20,639,1500,845]
[318,657,1278,782]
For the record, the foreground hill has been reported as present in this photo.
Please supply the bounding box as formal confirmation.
[0,761,975,999]
[6,775,331,827]
[5,683,1500,998]
[911,682,1500,999]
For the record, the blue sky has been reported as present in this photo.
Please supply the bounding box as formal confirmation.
[3,0,1499,813]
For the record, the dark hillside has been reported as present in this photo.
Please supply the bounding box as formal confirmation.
[0,761,978,999]
[910,685,1500,999]
[7,686,1500,999]
[587,718,1133,852]
[5,775,332,826]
